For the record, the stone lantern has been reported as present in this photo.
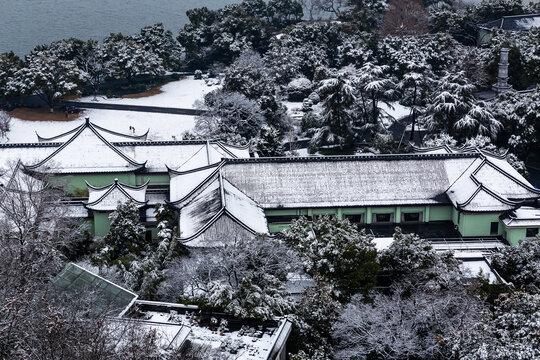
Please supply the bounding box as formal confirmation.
[492,48,512,93]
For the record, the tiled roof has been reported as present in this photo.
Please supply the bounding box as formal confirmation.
[23,119,146,174]
[479,14,540,31]
[502,207,540,228]
[178,172,268,246]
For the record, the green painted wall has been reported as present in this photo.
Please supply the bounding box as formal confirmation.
[136,173,170,186]
[265,205,454,232]
[53,172,172,195]
[458,213,502,237]
[94,212,111,237]
[429,206,453,222]
[505,228,527,246]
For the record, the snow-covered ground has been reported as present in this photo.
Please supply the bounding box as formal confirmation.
[5,77,219,143]
[78,76,220,108]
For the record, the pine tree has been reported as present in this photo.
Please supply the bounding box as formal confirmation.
[93,200,146,267]
[397,71,432,142]
[313,69,357,149]
[123,204,181,299]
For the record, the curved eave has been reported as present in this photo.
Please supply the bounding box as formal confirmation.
[215,140,250,151]
[36,124,83,143]
[167,161,222,176]
[85,200,148,211]
[92,122,150,141]
[85,181,149,210]
[86,179,150,191]
[456,184,522,210]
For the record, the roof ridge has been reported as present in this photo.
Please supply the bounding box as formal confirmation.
[222,152,480,165]
[25,120,146,171]
[168,163,225,207]
[0,142,62,148]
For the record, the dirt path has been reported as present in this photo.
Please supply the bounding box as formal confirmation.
[9,108,84,121]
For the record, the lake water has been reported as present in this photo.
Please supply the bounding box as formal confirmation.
[0,0,238,56]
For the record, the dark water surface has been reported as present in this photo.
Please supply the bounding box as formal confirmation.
[0,0,238,56]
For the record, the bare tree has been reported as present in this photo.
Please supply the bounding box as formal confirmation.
[0,111,10,140]
[316,0,348,17]
[379,0,429,37]
[332,283,484,360]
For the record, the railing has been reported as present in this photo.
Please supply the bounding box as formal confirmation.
[428,237,506,253]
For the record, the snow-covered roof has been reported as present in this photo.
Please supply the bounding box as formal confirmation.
[169,152,537,213]
[178,172,268,246]
[502,206,540,228]
[36,120,149,143]
[218,155,477,209]
[414,146,539,212]
[113,141,249,172]
[478,13,540,31]
[128,300,292,360]
[108,318,191,349]
[446,157,539,212]
[0,143,59,175]
[86,179,148,211]
[23,119,146,174]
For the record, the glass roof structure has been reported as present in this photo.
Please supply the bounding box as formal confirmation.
[52,263,137,315]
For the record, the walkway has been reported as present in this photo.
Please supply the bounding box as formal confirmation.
[61,101,207,116]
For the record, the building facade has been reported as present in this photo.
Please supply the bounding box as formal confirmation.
[1,121,539,246]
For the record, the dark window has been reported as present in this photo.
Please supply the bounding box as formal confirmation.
[526,228,539,237]
[490,222,499,235]
[266,215,311,224]
[402,212,422,223]
[344,214,364,224]
[145,230,153,242]
[313,214,336,222]
[374,213,392,223]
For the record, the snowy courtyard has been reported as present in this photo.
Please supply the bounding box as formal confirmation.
[5,76,220,143]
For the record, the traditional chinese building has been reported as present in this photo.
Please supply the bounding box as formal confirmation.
[1,121,539,246]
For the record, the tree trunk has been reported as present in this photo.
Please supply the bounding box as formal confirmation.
[409,108,416,143]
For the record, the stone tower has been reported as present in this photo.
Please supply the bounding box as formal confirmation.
[492,48,512,93]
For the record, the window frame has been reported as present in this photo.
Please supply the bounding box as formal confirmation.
[490,221,499,235]
[401,212,423,223]
[526,227,539,238]
[343,213,365,225]
[372,213,394,224]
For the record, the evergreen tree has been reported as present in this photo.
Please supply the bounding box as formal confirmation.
[256,125,285,156]
[353,62,396,143]
[424,72,502,141]
[0,52,23,100]
[8,52,87,112]
[312,69,357,149]
[282,215,379,300]
[397,71,432,142]
[92,200,146,267]
[122,204,181,299]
